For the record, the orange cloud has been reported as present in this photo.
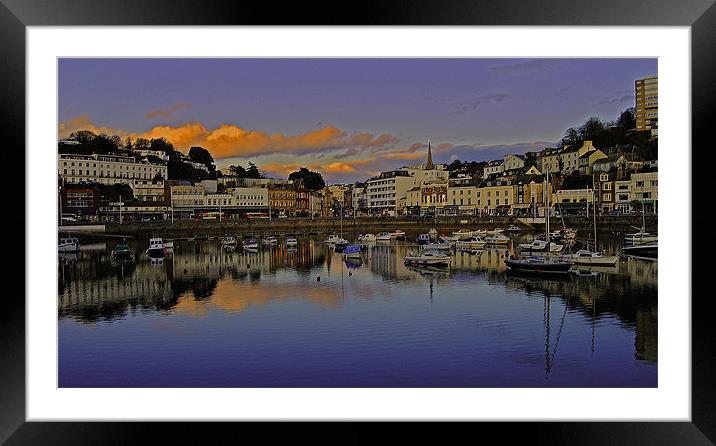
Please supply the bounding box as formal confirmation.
[58,116,400,159]
[144,102,191,119]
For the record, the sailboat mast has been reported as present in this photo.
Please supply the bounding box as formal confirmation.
[593,186,597,250]
[545,167,550,252]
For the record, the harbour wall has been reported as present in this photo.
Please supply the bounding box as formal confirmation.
[67,215,658,240]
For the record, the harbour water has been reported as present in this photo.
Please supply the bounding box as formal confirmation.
[58,232,657,387]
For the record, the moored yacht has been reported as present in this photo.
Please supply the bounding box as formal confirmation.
[452,229,473,240]
[564,249,619,266]
[404,250,452,267]
[58,237,81,253]
[146,237,165,257]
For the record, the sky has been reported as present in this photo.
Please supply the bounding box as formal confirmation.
[58,58,656,184]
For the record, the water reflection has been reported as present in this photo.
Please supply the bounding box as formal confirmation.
[58,233,657,387]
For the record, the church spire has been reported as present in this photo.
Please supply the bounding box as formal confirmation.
[426,140,434,170]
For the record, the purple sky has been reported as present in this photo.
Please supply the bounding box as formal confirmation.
[58,58,656,183]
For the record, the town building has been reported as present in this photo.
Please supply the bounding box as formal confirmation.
[230,187,269,210]
[559,140,598,175]
[635,75,658,132]
[60,185,100,219]
[58,153,167,185]
[132,180,167,204]
[578,148,608,175]
[630,171,658,214]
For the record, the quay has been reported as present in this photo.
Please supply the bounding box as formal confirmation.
[57,215,658,240]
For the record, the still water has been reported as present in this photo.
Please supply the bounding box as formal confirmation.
[58,232,657,387]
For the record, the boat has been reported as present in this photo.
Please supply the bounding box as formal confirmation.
[376,232,392,241]
[485,234,511,245]
[58,237,80,253]
[622,242,658,259]
[472,229,487,236]
[564,249,619,266]
[456,246,483,255]
[486,228,504,236]
[111,241,134,261]
[243,239,259,250]
[390,230,406,240]
[342,244,362,259]
[505,166,573,275]
[404,250,452,267]
[455,236,486,249]
[163,241,174,249]
[285,238,298,247]
[517,239,564,254]
[440,234,460,242]
[428,228,439,241]
[422,241,452,251]
[325,234,339,244]
[624,203,657,245]
[416,233,431,245]
[358,233,376,242]
[505,256,573,274]
[452,229,473,240]
[506,225,522,233]
[624,230,658,245]
[221,235,237,247]
[262,236,278,245]
[334,238,349,251]
[145,237,165,257]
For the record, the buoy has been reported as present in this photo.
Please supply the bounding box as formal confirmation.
[317,276,321,282]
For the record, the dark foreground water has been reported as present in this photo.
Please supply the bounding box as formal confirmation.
[58,232,657,387]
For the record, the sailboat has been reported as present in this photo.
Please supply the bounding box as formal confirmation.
[506,167,573,274]
[624,202,658,245]
[334,203,349,250]
[563,187,619,266]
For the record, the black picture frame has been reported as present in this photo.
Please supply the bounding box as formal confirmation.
[3,0,712,443]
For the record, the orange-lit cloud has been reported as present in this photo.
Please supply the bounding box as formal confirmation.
[58,116,401,159]
[380,152,424,160]
[144,103,191,119]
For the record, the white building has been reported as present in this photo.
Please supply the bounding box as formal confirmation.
[131,180,166,203]
[230,187,269,209]
[58,153,167,185]
[171,185,206,208]
[134,149,169,162]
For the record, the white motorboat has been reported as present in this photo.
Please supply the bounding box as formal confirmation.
[285,238,298,247]
[452,229,473,240]
[440,234,460,242]
[376,232,392,241]
[485,234,511,245]
[472,229,487,236]
[506,225,522,233]
[263,236,278,245]
[455,236,486,249]
[221,236,237,246]
[325,234,340,244]
[359,233,377,242]
[243,239,259,250]
[404,250,452,267]
[486,228,504,236]
[422,242,452,251]
[518,239,564,253]
[146,237,165,257]
[58,237,80,253]
[564,249,619,266]
[624,231,658,245]
[390,230,406,240]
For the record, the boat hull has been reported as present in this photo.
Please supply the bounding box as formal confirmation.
[569,255,619,266]
[505,258,572,274]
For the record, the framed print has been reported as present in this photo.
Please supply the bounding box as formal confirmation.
[4,0,713,443]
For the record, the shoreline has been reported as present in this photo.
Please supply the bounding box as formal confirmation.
[61,215,657,240]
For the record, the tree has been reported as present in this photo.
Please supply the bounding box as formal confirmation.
[245,162,262,179]
[134,138,150,150]
[230,165,247,178]
[150,137,174,154]
[579,117,606,142]
[288,167,325,191]
[561,127,581,148]
[616,107,636,130]
[188,146,214,167]
[124,137,134,151]
[68,130,96,145]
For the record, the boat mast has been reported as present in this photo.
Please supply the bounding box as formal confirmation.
[592,186,597,251]
[545,167,550,254]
